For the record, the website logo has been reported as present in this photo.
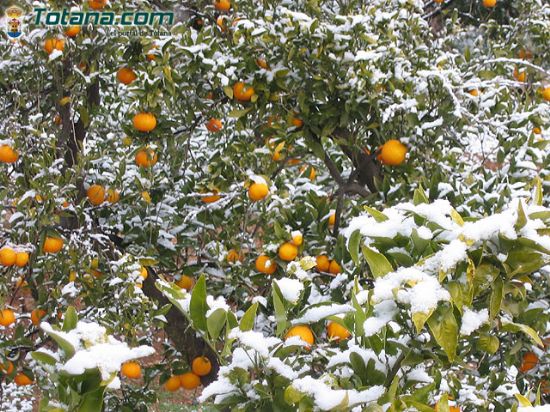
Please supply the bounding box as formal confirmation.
[5,5,24,40]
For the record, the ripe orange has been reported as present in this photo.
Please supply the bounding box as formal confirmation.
[227,249,241,263]
[290,116,303,128]
[64,26,80,37]
[133,112,157,132]
[278,242,298,262]
[316,255,330,272]
[176,275,194,290]
[0,361,14,375]
[326,321,351,341]
[201,191,221,203]
[468,89,479,96]
[31,309,46,326]
[135,148,158,168]
[233,82,255,102]
[291,233,303,246]
[88,0,107,10]
[256,58,269,69]
[44,38,64,54]
[541,87,550,101]
[378,139,407,166]
[214,0,231,11]
[328,260,342,275]
[140,266,148,280]
[248,182,269,201]
[519,351,539,372]
[43,237,64,254]
[513,68,526,82]
[14,373,33,386]
[87,184,105,206]
[255,255,277,275]
[121,362,142,379]
[117,67,137,85]
[206,118,223,133]
[0,247,16,266]
[482,0,496,7]
[328,212,336,226]
[191,356,212,376]
[0,145,18,163]
[285,325,314,348]
[179,372,201,390]
[107,188,120,203]
[533,127,542,135]
[14,252,29,267]
[0,309,16,327]
[164,375,181,391]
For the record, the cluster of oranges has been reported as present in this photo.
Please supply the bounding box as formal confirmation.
[315,255,341,275]
[0,246,29,267]
[86,184,121,206]
[283,321,352,349]
[164,356,212,392]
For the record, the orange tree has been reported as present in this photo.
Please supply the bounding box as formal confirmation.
[0,0,548,410]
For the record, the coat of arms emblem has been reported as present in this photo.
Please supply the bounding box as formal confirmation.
[5,6,24,39]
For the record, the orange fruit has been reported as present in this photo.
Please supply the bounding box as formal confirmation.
[468,89,479,96]
[43,237,64,254]
[519,351,539,372]
[291,233,303,246]
[15,252,29,267]
[328,212,336,226]
[64,26,80,37]
[226,249,241,263]
[328,260,342,275]
[31,309,46,326]
[133,112,157,132]
[248,182,269,201]
[107,189,120,203]
[164,375,181,391]
[14,373,33,386]
[179,372,201,390]
[214,0,231,11]
[434,0,443,3]
[135,148,158,168]
[255,255,277,275]
[176,275,194,290]
[201,191,221,203]
[0,247,17,266]
[278,242,298,262]
[378,139,407,166]
[0,145,18,163]
[518,49,533,60]
[140,266,148,280]
[121,361,142,379]
[541,87,550,101]
[482,0,496,6]
[191,356,212,376]
[44,38,64,54]
[206,118,223,133]
[316,255,330,272]
[233,82,255,102]
[533,127,542,135]
[0,309,16,327]
[88,0,107,10]
[256,58,269,69]
[117,67,137,85]
[87,184,105,206]
[513,68,526,82]
[326,321,351,341]
[285,325,314,348]
[0,361,14,375]
[290,116,303,128]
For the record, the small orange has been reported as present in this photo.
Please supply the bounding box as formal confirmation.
[541,87,550,101]
[0,145,18,163]
[206,118,223,133]
[43,237,64,254]
[176,275,194,290]
[533,127,542,135]
[290,116,303,128]
[135,148,158,168]
[233,82,255,102]
[0,309,16,327]
[0,361,14,375]
[285,325,314,348]
[328,212,336,226]
[316,255,330,272]
[14,252,29,267]
[226,249,240,263]
[278,242,298,262]
[0,247,17,266]
[326,321,351,341]
[164,375,181,391]
[117,67,137,85]
[87,184,105,206]
[468,89,479,96]
[256,58,269,69]
[513,68,526,82]
[255,255,277,275]
[133,112,157,132]
[179,372,201,390]
[519,351,539,373]
[378,139,407,166]
[44,38,64,54]
[14,373,33,386]
[88,0,107,10]
[64,26,80,37]
[201,191,221,203]
[328,260,342,275]
[214,0,231,11]
[107,189,120,204]
[482,0,496,7]
[121,361,142,379]
[30,309,46,326]
[291,233,303,246]
[248,182,269,201]
[191,356,212,376]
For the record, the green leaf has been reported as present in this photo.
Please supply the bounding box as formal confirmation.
[412,309,433,334]
[42,328,76,359]
[304,136,325,160]
[272,283,288,336]
[240,303,258,332]
[31,351,57,366]
[514,394,532,407]
[348,230,361,266]
[284,385,304,405]
[478,334,500,354]
[413,185,429,205]
[78,386,106,412]
[207,308,226,341]
[349,352,367,385]
[437,394,450,412]
[351,283,366,337]
[532,176,543,206]
[190,274,208,332]
[427,306,458,362]
[363,206,389,222]
[447,281,464,313]
[362,245,393,278]
[62,306,78,332]
[490,277,503,320]
[223,85,233,99]
[501,322,543,347]
[450,207,464,227]
[228,107,252,118]
[515,201,527,230]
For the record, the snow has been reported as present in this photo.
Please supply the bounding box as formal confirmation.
[460,308,489,336]
[291,304,353,325]
[275,278,304,303]
[519,407,550,412]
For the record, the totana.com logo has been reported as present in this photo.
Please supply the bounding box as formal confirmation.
[5,5,24,40]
